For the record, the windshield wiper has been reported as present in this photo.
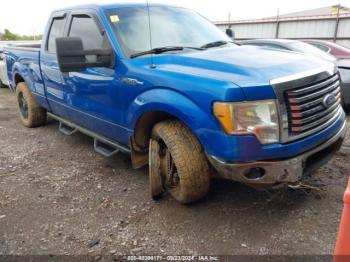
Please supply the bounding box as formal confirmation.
[201,40,231,49]
[130,46,204,58]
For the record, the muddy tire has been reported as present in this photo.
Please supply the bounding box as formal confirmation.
[15,82,46,127]
[150,120,210,204]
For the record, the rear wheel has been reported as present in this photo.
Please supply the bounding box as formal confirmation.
[15,82,46,127]
[149,120,210,204]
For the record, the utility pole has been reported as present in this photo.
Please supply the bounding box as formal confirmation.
[334,4,341,42]
[228,12,231,28]
[275,8,280,39]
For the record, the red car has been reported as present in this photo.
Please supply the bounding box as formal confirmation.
[304,40,350,60]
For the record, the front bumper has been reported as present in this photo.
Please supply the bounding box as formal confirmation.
[207,121,347,185]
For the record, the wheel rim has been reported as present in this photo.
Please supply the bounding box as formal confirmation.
[159,142,180,189]
[18,92,29,119]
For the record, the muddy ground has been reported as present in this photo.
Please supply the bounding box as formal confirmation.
[0,87,349,257]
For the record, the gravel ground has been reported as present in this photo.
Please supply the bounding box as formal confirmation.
[0,87,349,257]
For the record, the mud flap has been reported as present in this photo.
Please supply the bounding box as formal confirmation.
[149,139,164,199]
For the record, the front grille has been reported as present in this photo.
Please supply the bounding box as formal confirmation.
[285,73,341,136]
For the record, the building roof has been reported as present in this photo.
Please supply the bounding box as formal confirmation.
[276,5,350,18]
[215,5,350,25]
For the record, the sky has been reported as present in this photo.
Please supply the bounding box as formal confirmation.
[1,0,349,35]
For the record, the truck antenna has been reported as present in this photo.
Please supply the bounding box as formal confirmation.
[146,0,156,68]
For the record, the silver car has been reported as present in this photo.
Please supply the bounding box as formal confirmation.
[239,39,350,111]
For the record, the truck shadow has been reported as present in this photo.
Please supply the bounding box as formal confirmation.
[45,116,326,225]
[42,117,339,254]
[47,115,316,207]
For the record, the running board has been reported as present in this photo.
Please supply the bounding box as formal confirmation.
[94,139,120,157]
[48,112,130,156]
[59,122,77,136]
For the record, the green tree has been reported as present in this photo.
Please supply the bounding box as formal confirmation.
[0,29,42,41]
[2,29,19,40]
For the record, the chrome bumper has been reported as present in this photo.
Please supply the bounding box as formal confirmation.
[207,121,347,185]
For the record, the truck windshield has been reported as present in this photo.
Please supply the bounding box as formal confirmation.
[105,6,234,58]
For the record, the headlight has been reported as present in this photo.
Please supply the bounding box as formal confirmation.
[213,100,280,144]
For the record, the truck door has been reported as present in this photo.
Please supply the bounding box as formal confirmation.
[61,13,127,145]
[40,13,69,118]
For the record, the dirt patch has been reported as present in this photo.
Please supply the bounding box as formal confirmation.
[0,88,349,256]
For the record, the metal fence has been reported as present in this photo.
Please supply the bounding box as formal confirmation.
[215,12,350,48]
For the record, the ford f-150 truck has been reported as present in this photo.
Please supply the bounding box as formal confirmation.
[4,3,347,204]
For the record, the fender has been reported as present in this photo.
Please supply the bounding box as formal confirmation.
[127,88,222,154]
[11,63,51,110]
[11,63,29,89]
[12,62,34,91]
[12,62,43,90]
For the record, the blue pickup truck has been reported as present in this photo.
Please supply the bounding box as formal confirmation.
[4,3,347,203]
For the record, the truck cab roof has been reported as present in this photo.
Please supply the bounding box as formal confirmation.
[53,2,177,12]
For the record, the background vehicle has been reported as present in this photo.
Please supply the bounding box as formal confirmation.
[239,39,350,110]
[304,40,350,60]
[337,59,350,111]
[239,39,337,62]
[4,4,346,204]
[0,41,41,88]
[302,40,350,111]
[0,43,9,88]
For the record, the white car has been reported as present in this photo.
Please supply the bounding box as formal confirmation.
[0,43,8,88]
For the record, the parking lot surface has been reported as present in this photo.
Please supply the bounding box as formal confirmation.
[0,87,349,256]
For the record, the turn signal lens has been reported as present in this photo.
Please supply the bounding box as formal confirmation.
[213,102,235,134]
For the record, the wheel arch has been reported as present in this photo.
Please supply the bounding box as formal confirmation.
[131,109,198,169]
[133,110,176,150]
[128,89,218,168]
[11,61,34,91]
[14,72,25,86]
[11,64,26,90]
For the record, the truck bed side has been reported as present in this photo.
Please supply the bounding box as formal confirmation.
[4,46,50,110]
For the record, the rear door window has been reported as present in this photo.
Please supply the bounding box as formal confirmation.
[47,18,66,53]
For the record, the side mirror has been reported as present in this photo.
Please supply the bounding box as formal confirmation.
[226,28,235,40]
[56,37,114,73]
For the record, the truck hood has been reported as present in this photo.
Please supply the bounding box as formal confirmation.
[153,45,335,98]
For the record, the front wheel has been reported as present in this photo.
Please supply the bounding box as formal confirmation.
[149,120,210,204]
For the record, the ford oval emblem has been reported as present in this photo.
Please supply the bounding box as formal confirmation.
[322,94,336,108]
